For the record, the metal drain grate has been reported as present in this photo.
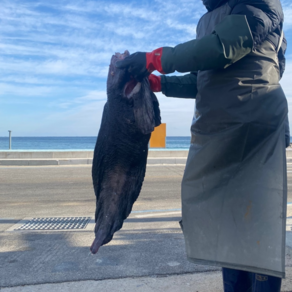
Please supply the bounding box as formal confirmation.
[15,217,91,231]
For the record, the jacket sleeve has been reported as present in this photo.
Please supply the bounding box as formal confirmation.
[229,0,284,47]
[160,72,198,99]
[160,0,284,74]
[161,15,253,74]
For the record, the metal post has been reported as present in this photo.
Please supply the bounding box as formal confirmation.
[8,130,12,150]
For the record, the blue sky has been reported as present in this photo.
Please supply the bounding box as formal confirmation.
[1,0,292,137]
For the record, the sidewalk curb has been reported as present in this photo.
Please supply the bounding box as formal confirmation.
[0,158,188,166]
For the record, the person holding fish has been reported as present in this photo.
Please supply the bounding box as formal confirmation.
[116,0,289,291]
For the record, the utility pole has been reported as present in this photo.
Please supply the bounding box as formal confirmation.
[8,130,12,150]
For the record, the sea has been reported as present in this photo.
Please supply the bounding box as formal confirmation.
[0,136,191,150]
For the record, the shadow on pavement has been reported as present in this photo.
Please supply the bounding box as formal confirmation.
[0,222,218,288]
[0,219,22,224]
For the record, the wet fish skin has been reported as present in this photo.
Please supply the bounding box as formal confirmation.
[90,51,161,254]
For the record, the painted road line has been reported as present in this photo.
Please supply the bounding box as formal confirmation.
[133,203,292,216]
[0,164,186,168]
[147,164,186,167]
[135,211,181,218]
[132,208,181,214]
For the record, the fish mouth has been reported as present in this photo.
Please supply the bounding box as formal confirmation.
[109,50,142,98]
[124,78,141,98]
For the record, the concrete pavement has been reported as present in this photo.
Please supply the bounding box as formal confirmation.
[1,269,292,292]
[0,165,292,291]
[0,272,226,292]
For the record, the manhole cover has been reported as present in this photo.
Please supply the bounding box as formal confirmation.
[14,217,91,231]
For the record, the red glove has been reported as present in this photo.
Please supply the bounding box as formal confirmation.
[146,48,165,74]
[148,74,161,92]
[116,48,165,79]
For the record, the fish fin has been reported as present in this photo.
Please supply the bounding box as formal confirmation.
[132,79,156,134]
[151,91,161,127]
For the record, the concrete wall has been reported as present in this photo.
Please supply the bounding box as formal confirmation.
[0,151,94,159]
[1,149,292,166]
[0,150,189,159]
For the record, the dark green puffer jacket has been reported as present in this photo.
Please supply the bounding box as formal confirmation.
[160,0,286,99]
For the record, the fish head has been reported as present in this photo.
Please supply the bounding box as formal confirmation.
[107,51,161,135]
[107,51,143,101]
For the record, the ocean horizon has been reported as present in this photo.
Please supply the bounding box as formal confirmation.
[0,136,191,150]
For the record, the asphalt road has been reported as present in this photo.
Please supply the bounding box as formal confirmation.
[0,165,184,224]
[0,165,291,288]
[0,164,291,223]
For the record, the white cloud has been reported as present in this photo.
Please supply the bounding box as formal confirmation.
[1,0,292,137]
[31,99,107,136]
[0,83,52,97]
[282,1,292,29]
[53,90,107,109]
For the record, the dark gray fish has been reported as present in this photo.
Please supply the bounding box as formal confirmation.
[90,51,161,254]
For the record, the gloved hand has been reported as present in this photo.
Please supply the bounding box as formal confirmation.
[116,48,164,79]
[148,74,161,92]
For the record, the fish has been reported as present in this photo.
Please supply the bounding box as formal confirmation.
[90,51,161,254]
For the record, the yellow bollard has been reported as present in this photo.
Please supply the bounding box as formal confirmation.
[149,123,166,148]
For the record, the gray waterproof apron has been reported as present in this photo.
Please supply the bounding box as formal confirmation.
[181,3,288,278]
